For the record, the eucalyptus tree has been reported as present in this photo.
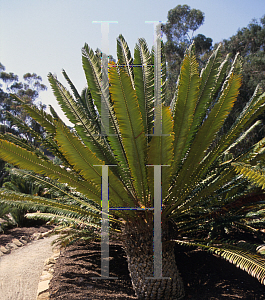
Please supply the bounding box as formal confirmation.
[221,15,265,151]
[162,4,213,103]
[0,36,265,299]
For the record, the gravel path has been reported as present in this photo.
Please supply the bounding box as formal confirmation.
[0,235,58,300]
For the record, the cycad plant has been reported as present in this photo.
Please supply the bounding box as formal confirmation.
[0,36,265,299]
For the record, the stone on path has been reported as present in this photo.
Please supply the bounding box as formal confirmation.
[0,246,10,254]
[12,238,23,247]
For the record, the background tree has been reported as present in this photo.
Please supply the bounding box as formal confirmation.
[0,64,47,134]
[0,65,47,187]
[162,5,213,103]
[220,15,265,152]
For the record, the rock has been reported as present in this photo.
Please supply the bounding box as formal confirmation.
[0,251,4,256]
[40,273,53,281]
[0,246,11,254]
[20,235,30,242]
[42,231,52,238]
[43,265,55,272]
[12,238,23,247]
[45,257,56,265]
[32,232,43,240]
[19,237,27,245]
[37,280,50,295]
[5,242,18,250]
[37,291,50,300]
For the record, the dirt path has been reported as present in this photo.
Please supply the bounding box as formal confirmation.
[0,235,58,300]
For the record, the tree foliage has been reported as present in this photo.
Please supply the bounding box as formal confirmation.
[220,15,265,151]
[0,64,47,131]
[162,5,213,103]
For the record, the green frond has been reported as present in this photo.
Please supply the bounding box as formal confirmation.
[147,105,174,200]
[0,139,101,203]
[201,86,265,175]
[237,137,265,166]
[48,73,116,165]
[82,43,132,191]
[170,61,242,206]
[211,53,231,97]
[50,226,100,247]
[82,44,103,115]
[10,94,56,135]
[4,111,42,141]
[0,189,100,221]
[224,120,262,154]
[134,38,154,136]
[189,71,241,165]
[26,212,99,228]
[175,239,265,285]
[168,168,239,218]
[0,132,46,158]
[8,170,102,213]
[232,162,265,189]
[188,44,223,140]
[80,87,101,130]
[117,34,134,89]
[172,44,200,172]
[109,66,148,201]
[55,120,132,208]
[2,111,74,168]
[55,120,103,185]
[61,69,82,104]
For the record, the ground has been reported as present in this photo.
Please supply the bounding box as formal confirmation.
[1,226,265,299]
[49,241,265,300]
[0,223,54,246]
[0,224,56,300]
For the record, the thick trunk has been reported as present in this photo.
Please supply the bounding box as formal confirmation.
[122,220,185,300]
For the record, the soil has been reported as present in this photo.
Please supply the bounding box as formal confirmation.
[0,224,54,247]
[1,226,265,299]
[49,241,265,300]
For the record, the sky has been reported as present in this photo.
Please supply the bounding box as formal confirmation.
[0,0,265,124]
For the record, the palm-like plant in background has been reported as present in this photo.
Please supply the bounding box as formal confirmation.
[0,36,265,299]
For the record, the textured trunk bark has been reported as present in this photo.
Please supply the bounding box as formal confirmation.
[122,220,185,300]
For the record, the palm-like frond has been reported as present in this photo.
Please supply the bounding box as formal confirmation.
[0,139,101,203]
[175,239,265,285]
[134,38,154,136]
[117,34,135,89]
[0,189,100,221]
[82,43,133,191]
[10,94,56,135]
[147,106,174,201]
[109,66,148,201]
[55,120,132,208]
[164,54,243,218]
[48,73,112,161]
[172,44,200,172]
[233,163,265,189]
